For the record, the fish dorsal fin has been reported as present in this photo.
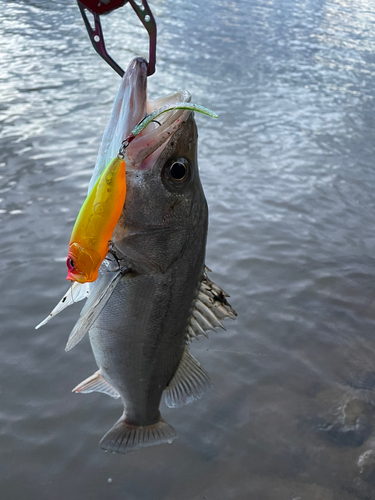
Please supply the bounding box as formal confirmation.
[186,270,237,341]
[65,269,122,351]
[72,371,120,399]
[35,282,90,330]
[164,347,212,408]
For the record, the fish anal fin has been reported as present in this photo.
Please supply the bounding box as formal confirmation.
[164,347,212,408]
[100,413,177,454]
[72,371,120,399]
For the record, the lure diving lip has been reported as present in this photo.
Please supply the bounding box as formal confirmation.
[66,155,126,283]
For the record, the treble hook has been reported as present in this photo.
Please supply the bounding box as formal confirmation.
[77,0,157,77]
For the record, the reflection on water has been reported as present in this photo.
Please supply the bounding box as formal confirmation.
[1,0,375,498]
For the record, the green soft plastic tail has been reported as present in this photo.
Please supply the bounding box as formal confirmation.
[131,102,218,137]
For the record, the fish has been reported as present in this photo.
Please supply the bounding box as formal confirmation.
[37,57,236,453]
[66,156,126,283]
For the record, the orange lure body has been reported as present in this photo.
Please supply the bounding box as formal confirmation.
[66,156,126,283]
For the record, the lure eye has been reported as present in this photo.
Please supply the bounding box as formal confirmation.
[67,257,75,271]
[169,161,187,181]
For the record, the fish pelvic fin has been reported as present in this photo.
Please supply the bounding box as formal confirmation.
[164,346,212,408]
[100,414,177,454]
[186,269,237,341]
[72,371,120,399]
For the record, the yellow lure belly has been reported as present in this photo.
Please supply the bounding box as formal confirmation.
[66,156,126,283]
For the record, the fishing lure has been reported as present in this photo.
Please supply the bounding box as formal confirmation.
[66,155,126,283]
[129,102,218,139]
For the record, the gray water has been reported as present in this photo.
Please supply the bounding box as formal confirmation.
[1,0,375,498]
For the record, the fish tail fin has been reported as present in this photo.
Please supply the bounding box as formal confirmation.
[99,413,177,454]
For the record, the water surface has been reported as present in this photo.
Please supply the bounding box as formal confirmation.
[1,0,375,498]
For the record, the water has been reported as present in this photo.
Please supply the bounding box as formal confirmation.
[1,0,375,498]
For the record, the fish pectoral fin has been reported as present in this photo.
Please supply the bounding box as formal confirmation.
[186,269,237,341]
[72,371,120,399]
[164,347,212,408]
[100,414,177,454]
[65,269,122,351]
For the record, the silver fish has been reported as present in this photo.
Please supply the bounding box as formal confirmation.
[38,57,236,454]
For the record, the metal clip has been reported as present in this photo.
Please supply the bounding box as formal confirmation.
[117,133,136,158]
[77,0,157,77]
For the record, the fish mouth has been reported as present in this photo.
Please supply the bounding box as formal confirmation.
[125,91,192,170]
[89,57,191,189]
[123,59,192,170]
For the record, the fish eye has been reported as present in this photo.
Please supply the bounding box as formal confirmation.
[162,157,191,191]
[67,257,75,271]
[169,161,187,181]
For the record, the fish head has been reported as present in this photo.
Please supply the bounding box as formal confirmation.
[104,59,208,272]
[66,242,101,283]
[122,111,204,228]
